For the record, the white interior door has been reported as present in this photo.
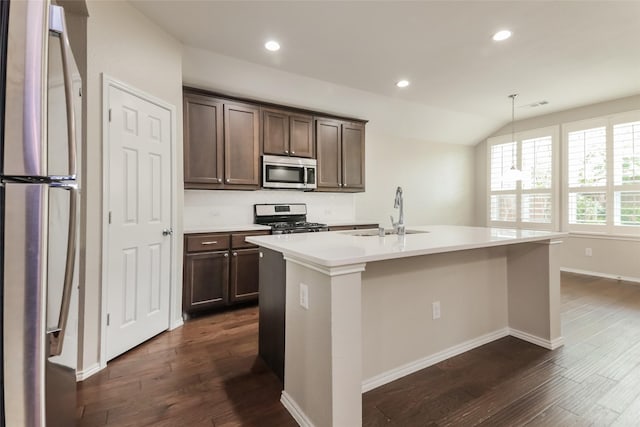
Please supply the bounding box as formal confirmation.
[106,85,172,361]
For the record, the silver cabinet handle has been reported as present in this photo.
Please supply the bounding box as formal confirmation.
[225,178,230,183]
[50,5,77,180]
[162,228,173,236]
[48,183,78,356]
[201,241,218,245]
[233,252,238,257]
[224,253,229,258]
[284,150,289,154]
[291,151,295,154]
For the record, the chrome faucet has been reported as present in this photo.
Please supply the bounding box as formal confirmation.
[390,186,405,235]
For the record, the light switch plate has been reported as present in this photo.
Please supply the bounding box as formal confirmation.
[300,283,309,310]
[432,301,441,320]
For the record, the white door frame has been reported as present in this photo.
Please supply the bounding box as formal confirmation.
[100,74,182,369]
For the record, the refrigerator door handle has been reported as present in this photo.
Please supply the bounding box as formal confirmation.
[49,5,77,180]
[47,182,78,356]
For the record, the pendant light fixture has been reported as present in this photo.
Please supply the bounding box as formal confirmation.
[504,93,523,182]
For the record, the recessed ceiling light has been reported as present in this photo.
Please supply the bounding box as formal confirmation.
[492,30,512,41]
[396,80,410,88]
[265,40,280,52]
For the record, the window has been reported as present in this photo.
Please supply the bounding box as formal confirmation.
[613,120,640,227]
[487,126,559,230]
[564,111,640,234]
[566,125,607,226]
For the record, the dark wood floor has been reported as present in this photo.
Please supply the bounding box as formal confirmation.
[78,273,640,426]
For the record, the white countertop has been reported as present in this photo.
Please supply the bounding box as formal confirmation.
[246,225,567,268]
[184,224,271,234]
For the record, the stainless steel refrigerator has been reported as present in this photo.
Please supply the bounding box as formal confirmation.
[1,0,82,425]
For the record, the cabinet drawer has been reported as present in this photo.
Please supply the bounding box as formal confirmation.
[186,234,230,252]
[232,231,270,249]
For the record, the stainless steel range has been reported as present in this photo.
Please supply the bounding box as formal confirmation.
[254,203,328,234]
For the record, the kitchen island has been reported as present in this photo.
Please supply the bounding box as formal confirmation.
[247,225,566,427]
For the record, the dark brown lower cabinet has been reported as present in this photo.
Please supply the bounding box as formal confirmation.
[183,251,229,313]
[183,230,269,317]
[230,248,260,302]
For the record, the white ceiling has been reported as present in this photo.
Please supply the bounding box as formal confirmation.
[130,0,640,138]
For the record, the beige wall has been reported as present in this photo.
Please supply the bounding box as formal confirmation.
[474,95,640,281]
[81,0,183,373]
[556,236,640,282]
[362,247,508,380]
[182,47,477,229]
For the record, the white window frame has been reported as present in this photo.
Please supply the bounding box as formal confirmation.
[562,110,640,236]
[487,126,560,231]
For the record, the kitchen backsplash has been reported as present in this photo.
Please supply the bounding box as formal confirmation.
[183,190,356,229]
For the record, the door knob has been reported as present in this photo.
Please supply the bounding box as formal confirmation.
[162,228,173,236]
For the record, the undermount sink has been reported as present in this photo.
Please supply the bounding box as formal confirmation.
[344,229,430,237]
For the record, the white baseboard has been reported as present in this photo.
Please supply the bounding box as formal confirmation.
[170,317,184,330]
[281,391,314,427]
[361,328,510,393]
[508,328,564,350]
[561,267,640,285]
[76,363,104,382]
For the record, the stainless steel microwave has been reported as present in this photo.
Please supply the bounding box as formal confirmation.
[262,155,317,190]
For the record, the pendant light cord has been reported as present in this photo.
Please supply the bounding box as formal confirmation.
[509,94,518,168]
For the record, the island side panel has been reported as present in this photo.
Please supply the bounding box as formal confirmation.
[283,260,363,427]
[361,246,509,384]
[258,248,286,383]
[506,240,563,348]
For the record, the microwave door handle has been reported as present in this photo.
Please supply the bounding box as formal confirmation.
[47,183,78,356]
[50,5,77,179]
[304,167,308,186]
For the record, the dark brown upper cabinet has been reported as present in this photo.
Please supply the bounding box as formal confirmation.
[341,121,365,191]
[316,118,365,192]
[224,102,260,187]
[183,93,224,186]
[183,91,260,190]
[262,108,314,158]
[316,118,342,189]
[183,87,365,191]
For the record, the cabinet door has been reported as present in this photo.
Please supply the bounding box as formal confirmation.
[183,94,224,187]
[316,118,342,189]
[230,248,260,303]
[341,122,365,191]
[224,102,260,187]
[183,251,229,313]
[289,114,314,158]
[263,108,289,156]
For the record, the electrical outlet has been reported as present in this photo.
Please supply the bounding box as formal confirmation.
[299,283,309,310]
[585,248,593,257]
[432,301,441,320]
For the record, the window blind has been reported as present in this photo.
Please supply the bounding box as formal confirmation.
[490,142,516,192]
[488,127,557,229]
[567,127,606,188]
[521,136,552,224]
[613,120,640,226]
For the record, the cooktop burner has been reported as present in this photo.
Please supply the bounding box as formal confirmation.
[254,204,328,234]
